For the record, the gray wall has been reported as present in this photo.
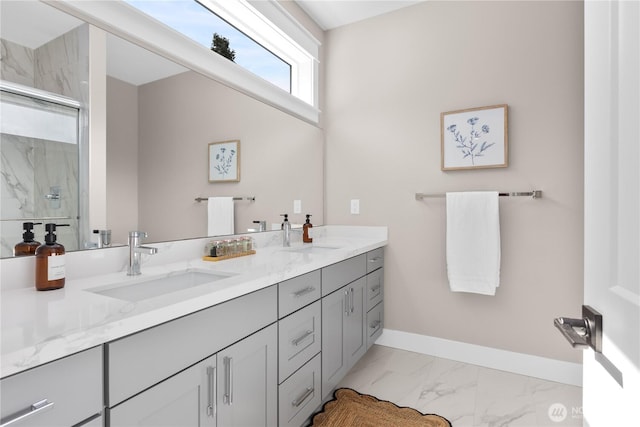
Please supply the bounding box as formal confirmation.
[323,1,584,363]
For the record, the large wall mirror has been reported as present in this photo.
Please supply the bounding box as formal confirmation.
[0,0,324,258]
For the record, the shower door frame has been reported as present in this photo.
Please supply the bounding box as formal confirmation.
[0,79,90,252]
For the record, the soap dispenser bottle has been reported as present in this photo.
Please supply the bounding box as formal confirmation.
[14,222,42,256]
[281,214,291,247]
[35,223,69,291]
[303,214,313,243]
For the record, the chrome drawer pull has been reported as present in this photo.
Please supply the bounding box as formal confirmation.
[0,399,54,427]
[370,284,381,293]
[368,257,382,263]
[292,330,313,346]
[369,320,382,330]
[292,387,314,407]
[291,286,315,298]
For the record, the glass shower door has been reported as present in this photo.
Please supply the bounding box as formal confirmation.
[0,85,81,257]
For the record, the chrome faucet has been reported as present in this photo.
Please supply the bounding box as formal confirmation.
[128,231,158,275]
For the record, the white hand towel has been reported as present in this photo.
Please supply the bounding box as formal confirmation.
[207,197,234,236]
[446,191,501,295]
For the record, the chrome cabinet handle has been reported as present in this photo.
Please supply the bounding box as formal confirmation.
[369,320,382,330]
[368,257,382,263]
[291,387,314,407]
[292,330,313,346]
[349,287,354,313]
[0,399,54,427]
[206,366,216,417]
[370,284,381,293]
[223,357,233,405]
[291,286,315,298]
[344,290,350,316]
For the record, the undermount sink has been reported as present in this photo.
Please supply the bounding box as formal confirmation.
[90,269,236,302]
[281,245,341,254]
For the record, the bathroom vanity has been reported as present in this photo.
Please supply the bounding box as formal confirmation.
[0,226,386,427]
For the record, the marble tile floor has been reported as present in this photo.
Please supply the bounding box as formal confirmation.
[337,345,583,427]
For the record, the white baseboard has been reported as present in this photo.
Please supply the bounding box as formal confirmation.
[375,329,582,387]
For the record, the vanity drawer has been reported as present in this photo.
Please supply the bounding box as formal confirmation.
[322,254,366,296]
[106,285,277,406]
[366,267,384,311]
[0,347,102,427]
[278,270,321,318]
[278,301,321,383]
[366,302,384,350]
[278,353,321,427]
[366,248,384,273]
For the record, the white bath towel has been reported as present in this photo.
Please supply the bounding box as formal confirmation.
[446,191,501,295]
[207,197,234,236]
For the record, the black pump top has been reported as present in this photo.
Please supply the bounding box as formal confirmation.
[44,223,70,245]
[305,214,312,224]
[22,222,42,242]
[281,214,289,221]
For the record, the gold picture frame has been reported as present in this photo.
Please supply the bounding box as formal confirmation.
[208,140,240,182]
[441,104,508,171]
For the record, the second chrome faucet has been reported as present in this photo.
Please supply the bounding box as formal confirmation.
[128,231,157,275]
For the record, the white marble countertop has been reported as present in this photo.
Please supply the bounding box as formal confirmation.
[1,226,387,379]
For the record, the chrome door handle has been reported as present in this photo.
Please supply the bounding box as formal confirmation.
[206,366,216,417]
[344,290,350,316]
[223,356,233,405]
[554,305,602,352]
[0,399,54,427]
[349,287,354,313]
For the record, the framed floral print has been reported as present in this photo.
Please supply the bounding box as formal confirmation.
[441,104,508,171]
[209,140,240,182]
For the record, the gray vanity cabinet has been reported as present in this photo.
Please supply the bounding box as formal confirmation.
[321,249,384,400]
[0,346,102,427]
[108,355,217,427]
[216,324,278,427]
[108,325,277,427]
[105,286,278,427]
[321,276,366,398]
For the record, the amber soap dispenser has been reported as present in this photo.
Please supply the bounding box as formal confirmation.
[14,222,42,256]
[35,223,69,291]
[303,214,313,243]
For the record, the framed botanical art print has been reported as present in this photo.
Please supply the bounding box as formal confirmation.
[208,140,240,182]
[441,104,508,171]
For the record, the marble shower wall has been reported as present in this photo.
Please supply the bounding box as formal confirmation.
[1,25,88,257]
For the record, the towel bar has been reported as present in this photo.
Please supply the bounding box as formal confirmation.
[195,197,255,202]
[415,190,542,200]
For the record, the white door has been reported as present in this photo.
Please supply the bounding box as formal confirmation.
[583,0,639,425]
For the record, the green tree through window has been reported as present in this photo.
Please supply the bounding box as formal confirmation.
[211,33,235,62]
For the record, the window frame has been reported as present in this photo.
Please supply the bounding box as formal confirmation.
[48,0,321,124]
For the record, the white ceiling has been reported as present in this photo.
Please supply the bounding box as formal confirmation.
[294,0,425,30]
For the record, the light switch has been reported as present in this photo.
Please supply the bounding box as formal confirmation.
[350,199,360,215]
[293,199,302,214]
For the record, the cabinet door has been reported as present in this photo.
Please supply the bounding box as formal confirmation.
[344,277,367,367]
[321,286,349,398]
[217,324,277,427]
[108,355,217,427]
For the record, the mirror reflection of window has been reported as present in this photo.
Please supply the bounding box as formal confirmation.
[125,0,292,92]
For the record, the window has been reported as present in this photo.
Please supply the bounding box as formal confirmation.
[126,0,292,93]
[54,0,320,122]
